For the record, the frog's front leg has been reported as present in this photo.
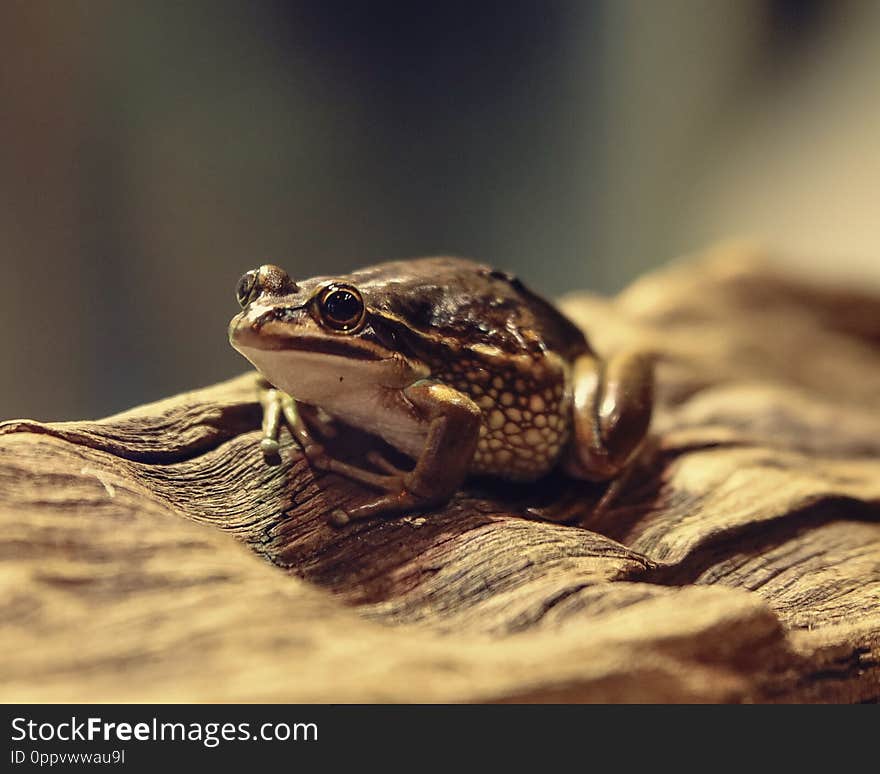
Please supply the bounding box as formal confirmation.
[327,380,481,526]
[563,350,654,482]
[257,379,334,463]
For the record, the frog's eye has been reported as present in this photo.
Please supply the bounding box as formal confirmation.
[236,271,258,308]
[317,284,366,332]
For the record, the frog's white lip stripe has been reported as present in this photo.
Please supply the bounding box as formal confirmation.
[231,318,383,361]
[243,332,382,360]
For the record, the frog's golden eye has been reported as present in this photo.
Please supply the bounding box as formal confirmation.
[236,270,258,308]
[317,284,366,332]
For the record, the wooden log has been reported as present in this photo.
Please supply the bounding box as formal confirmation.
[1,244,878,702]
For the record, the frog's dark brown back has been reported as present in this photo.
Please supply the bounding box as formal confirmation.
[354,257,591,362]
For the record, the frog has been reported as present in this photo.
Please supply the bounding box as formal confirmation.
[228,257,654,526]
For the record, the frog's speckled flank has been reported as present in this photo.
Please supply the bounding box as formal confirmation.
[229,256,654,525]
[431,352,571,479]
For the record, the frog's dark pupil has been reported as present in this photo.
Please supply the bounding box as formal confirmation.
[325,290,362,326]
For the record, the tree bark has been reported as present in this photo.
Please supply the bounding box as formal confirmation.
[2,244,878,702]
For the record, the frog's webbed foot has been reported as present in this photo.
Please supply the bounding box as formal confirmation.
[329,490,426,527]
[309,453,407,491]
[310,448,426,527]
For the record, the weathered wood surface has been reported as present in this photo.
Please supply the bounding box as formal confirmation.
[1,244,878,703]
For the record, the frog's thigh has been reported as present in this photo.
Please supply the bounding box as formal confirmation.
[564,350,654,481]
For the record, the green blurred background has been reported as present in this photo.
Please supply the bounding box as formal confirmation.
[2,1,879,420]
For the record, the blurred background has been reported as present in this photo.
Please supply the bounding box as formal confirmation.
[2,0,879,421]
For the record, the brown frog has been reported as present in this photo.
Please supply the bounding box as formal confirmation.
[229,257,653,525]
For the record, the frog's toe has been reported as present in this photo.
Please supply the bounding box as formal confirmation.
[328,488,423,525]
[311,406,339,438]
[328,509,351,527]
[302,443,331,469]
[260,437,281,463]
[366,450,409,477]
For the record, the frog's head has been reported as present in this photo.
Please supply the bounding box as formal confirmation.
[229,264,424,406]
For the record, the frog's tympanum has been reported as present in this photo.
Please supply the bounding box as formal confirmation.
[229,258,654,526]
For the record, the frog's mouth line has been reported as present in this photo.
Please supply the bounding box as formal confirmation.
[230,321,384,362]
[251,335,382,361]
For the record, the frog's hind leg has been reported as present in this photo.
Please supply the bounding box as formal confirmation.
[328,380,481,526]
[551,350,653,521]
[562,350,654,484]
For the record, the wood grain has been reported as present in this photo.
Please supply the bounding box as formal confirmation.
[1,244,878,703]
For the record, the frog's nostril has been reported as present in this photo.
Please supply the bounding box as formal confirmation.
[256,264,299,295]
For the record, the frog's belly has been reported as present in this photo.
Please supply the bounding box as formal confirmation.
[320,387,430,461]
